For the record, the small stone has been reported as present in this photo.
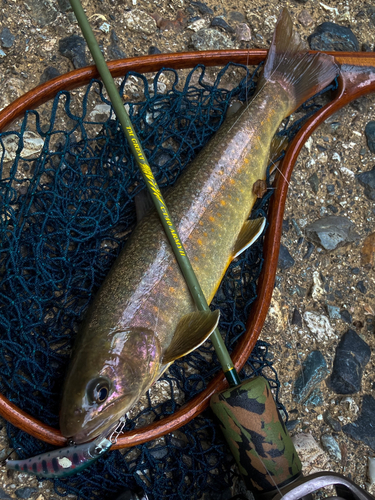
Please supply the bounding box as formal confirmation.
[357,166,375,201]
[59,35,87,68]
[297,10,313,27]
[340,309,352,324]
[291,308,303,327]
[303,242,314,260]
[361,232,375,267]
[305,216,360,251]
[15,488,38,499]
[327,204,338,214]
[303,312,335,341]
[39,66,60,84]
[365,121,375,152]
[294,350,329,403]
[308,22,360,52]
[320,434,342,461]
[57,0,72,12]
[89,103,112,122]
[362,42,372,51]
[329,329,371,394]
[2,131,44,163]
[124,9,157,35]
[327,305,341,320]
[308,172,319,193]
[343,395,375,451]
[311,271,324,300]
[108,43,126,60]
[286,419,299,431]
[356,281,367,294]
[323,410,342,432]
[282,219,290,233]
[278,244,295,270]
[148,45,162,55]
[0,28,15,48]
[327,184,335,194]
[190,1,213,15]
[368,457,375,486]
[188,18,209,31]
[235,23,251,42]
[26,0,58,26]
[0,488,12,499]
[211,17,235,34]
[229,11,246,23]
[99,22,111,33]
[291,433,325,465]
[191,29,234,50]
[350,96,370,114]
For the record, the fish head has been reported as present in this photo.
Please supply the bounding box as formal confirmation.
[60,327,161,444]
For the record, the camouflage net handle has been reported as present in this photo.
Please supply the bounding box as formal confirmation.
[211,377,302,498]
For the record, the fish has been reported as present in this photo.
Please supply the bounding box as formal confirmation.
[60,9,339,444]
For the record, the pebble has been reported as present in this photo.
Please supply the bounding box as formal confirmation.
[303,242,315,260]
[368,457,375,486]
[308,22,359,52]
[308,172,319,194]
[15,488,38,499]
[365,121,375,152]
[356,281,367,294]
[343,395,375,451]
[311,271,324,300]
[297,10,313,27]
[188,19,209,32]
[211,17,235,34]
[357,166,375,201]
[304,216,360,251]
[361,232,375,267]
[39,66,60,84]
[340,309,352,324]
[89,103,112,122]
[293,350,329,404]
[323,410,341,432]
[291,433,325,465]
[191,29,234,50]
[327,304,341,320]
[229,11,246,23]
[291,308,303,327]
[58,35,87,69]
[286,419,300,431]
[190,1,213,16]
[0,28,15,48]
[235,23,251,42]
[329,329,371,394]
[320,434,342,461]
[278,244,295,270]
[26,0,58,26]
[303,312,335,342]
[124,9,157,35]
[0,48,5,58]
[305,388,324,407]
[2,131,44,163]
[148,45,162,55]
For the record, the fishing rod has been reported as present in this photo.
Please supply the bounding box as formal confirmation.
[64,2,307,498]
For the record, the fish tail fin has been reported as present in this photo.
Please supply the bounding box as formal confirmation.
[258,9,339,114]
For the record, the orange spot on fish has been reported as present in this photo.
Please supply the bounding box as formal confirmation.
[197,239,203,246]
[199,221,204,226]
[194,256,199,261]
[169,287,175,293]
[217,213,222,217]
[209,216,215,222]
[220,200,226,206]
[204,232,208,237]
[244,158,249,164]
[229,179,235,185]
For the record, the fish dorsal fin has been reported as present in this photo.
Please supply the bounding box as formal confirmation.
[233,217,266,259]
[162,310,220,364]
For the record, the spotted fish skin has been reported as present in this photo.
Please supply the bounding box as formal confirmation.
[6,438,112,478]
[60,9,339,444]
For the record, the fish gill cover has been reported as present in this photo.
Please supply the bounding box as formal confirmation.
[0,64,336,499]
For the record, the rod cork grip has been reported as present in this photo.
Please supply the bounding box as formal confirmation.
[210,376,302,498]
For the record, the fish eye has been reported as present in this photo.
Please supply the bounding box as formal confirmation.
[86,377,111,404]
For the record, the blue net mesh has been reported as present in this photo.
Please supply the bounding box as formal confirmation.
[0,63,335,499]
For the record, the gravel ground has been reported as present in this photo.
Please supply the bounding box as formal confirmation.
[0,0,375,499]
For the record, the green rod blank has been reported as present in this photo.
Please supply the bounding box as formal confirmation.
[68,0,241,387]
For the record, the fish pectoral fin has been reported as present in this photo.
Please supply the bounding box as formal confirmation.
[162,310,220,364]
[233,217,266,259]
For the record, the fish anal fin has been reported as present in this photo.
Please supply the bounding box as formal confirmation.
[269,134,289,174]
[162,310,220,364]
[233,217,266,259]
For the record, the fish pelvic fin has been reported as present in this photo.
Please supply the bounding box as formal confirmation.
[258,8,339,114]
[162,310,220,364]
[233,217,266,259]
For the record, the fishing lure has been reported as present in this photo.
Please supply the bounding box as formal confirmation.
[6,435,112,478]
